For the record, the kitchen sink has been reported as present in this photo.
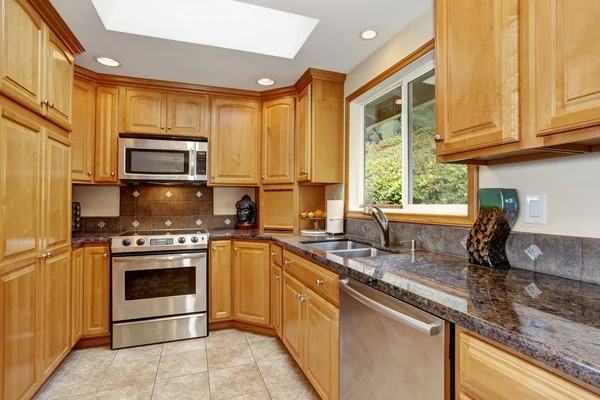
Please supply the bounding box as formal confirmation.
[304,240,372,251]
[327,248,395,258]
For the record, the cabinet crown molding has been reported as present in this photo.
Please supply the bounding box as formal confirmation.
[29,0,85,54]
[294,68,346,91]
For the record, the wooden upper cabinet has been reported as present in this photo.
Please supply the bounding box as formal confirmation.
[0,108,41,270]
[534,0,600,137]
[0,0,44,114]
[71,247,84,347]
[209,240,232,322]
[72,78,95,182]
[166,93,208,137]
[210,98,260,186]
[82,245,110,337]
[232,241,270,326]
[435,0,520,156]
[296,84,311,182]
[44,29,74,130]
[42,130,71,254]
[95,86,119,183]
[124,89,167,134]
[262,97,295,184]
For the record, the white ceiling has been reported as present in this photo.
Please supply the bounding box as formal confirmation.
[50,0,433,91]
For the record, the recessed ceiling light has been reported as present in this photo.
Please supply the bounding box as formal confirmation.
[394,98,402,105]
[257,78,275,86]
[94,56,120,67]
[360,28,378,40]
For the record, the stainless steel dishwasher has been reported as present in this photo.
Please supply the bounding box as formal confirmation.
[339,278,448,400]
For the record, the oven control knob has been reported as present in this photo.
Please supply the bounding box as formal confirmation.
[136,238,145,246]
[122,239,131,246]
[191,236,198,243]
[178,237,186,244]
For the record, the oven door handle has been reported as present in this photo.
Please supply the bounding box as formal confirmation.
[112,253,205,263]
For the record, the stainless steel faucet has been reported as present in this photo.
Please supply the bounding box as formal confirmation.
[363,205,389,246]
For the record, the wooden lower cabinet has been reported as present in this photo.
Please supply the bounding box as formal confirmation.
[82,245,110,337]
[232,241,270,326]
[70,247,84,346]
[282,272,306,365]
[270,263,283,337]
[209,240,232,322]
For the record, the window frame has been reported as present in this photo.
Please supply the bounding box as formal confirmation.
[344,39,478,227]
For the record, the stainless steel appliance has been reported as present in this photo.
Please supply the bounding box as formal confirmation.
[110,229,210,349]
[118,134,208,184]
[339,278,447,400]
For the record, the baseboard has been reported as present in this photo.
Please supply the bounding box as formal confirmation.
[74,334,110,348]
[209,320,277,337]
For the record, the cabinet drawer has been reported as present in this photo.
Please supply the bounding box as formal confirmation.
[458,333,598,400]
[283,251,339,306]
[271,244,283,266]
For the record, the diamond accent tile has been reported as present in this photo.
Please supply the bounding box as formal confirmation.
[525,282,543,298]
[165,220,172,227]
[196,219,203,226]
[132,190,140,198]
[97,221,106,229]
[224,218,231,226]
[362,224,368,232]
[525,244,543,261]
[196,191,203,198]
[165,191,172,198]
[132,220,140,228]
[419,231,427,241]
[460,236,468,249]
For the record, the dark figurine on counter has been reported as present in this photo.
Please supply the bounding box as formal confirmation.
[235,194,257,230]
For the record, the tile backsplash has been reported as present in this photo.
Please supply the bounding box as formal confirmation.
[345,218,600,285]
[81,185,237,233]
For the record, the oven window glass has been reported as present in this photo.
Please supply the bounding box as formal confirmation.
[124,267,196,300]
[126,149,189,175]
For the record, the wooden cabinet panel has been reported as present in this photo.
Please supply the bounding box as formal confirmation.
[270,263,283,337]
[0,261,39,400]
[166,93,208,137]
[95,86,119,183]
[296,84,311,182]
[457,332,599,400]
[209,240,232,322]
[260,187,296,231]
[0,0,44,114]
[283,251,339,307]
[40,249,70,379]
[305,288,339,400]
[210,98,260,185]
[282,271,306,367]
[270,243,283,267]
[71,78,95,182]
[0,108,41,269]
[262,97,295,184]
[70,247,83,347]
[535,0,600,136]
[124,89,167,134]
[435,0,519,155]
[82,246,110,337]
[42,130,71,254]
[44,30,74,130]
[232,241,270,326]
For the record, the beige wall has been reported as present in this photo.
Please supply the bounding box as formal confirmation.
[213,187,256,216]
[73,185,120,217]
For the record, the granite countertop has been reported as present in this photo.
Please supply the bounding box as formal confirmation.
[71,232,118,247]
[71,229,600,389]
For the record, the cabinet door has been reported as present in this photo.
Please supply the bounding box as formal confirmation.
[42,130,71,254]
[82,246,110,337]
[209,240,232,322]
[44,29,74,130]
[232,241,270,326]
[95,86,119,183]
[0,108,41,269]
[271,263,283,337]
[70,247,84,347]
[282,271,306,367]
[535,1,600,136]
[305,289,339,400]
[166,93,208,137]
[210,98,260,185]
[0,0,44,114]
[124,89,167,134]
[40,249,70,379]
[296,84,312,182]
[71,78,95,183]
[260,186,295,231]
[435,0,519,155]
[0,262,39,400]
[262,97,295,184]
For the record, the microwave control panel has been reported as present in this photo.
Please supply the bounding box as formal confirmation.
[196,151,207,176]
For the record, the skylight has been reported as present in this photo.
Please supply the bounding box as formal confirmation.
[91,0,319,59]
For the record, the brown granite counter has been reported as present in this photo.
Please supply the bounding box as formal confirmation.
[71,232,118,247]
[210,229,600,390]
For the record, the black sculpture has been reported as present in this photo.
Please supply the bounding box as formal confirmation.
[235,194,257,230]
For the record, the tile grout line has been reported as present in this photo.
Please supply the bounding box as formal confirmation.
[150,344,163,400]
[92,346,119,398]
[245,332,271,399]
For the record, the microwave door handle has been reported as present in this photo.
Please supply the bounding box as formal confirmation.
[190,148,197,178]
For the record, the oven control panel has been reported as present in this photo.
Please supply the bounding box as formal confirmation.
[150,238,174,246]
[111,232,209,254]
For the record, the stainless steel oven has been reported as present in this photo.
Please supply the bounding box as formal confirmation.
[118,134,208,184]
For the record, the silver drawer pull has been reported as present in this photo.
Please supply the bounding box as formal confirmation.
[271,252,278,256]
[284,260,292,265]
[103,254,108,258]
[316,279,323,286]
[275,275,280,280]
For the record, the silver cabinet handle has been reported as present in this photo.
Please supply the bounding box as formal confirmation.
[275,275,280,280]
[161,125,165,129]
[261,175,265,179]
[302,171,308,174]
[87,171,93,176]
[339,279,442,336]
[271,252,278,256]
[167,125,172,129]
[234,248,238,252]
[41,99,49,106]
[48,102,54,108]
[299,295,307,303]
[211,174,215,179]
[284,260,292,265]
[316,279,323,286]
[111,172,115,176]
[212,247,217,251]
[46,252,52,258]
[434,135,444,143]
[39,253,48,259]
[103,254,108,258]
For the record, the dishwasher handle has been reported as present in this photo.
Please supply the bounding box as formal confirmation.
[339,279,442,336]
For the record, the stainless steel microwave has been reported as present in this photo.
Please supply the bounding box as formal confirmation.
[118,134,208,184]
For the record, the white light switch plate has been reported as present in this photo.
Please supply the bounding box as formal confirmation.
[525,193,546,224]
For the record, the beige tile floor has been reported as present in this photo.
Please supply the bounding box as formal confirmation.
[35,329,320,400]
